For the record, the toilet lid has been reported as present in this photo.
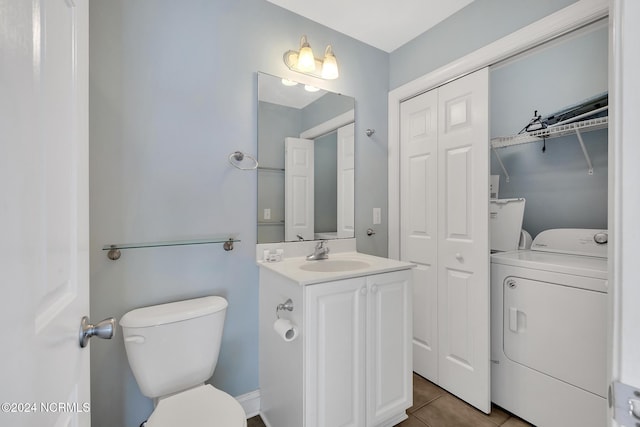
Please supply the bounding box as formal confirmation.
[146,385,246,427]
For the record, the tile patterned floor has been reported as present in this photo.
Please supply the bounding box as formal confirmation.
[403,373,533,427]
[247,373,534,427]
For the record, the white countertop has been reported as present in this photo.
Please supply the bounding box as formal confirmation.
[257,251,415,285]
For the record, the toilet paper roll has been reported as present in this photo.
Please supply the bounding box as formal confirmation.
[273,318,298,342]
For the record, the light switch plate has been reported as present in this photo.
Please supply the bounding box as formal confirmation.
[373,208,381,225]
[264,208,271,220]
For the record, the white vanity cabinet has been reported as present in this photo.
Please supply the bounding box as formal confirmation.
[258,259,412,427]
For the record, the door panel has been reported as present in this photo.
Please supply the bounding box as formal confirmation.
[443,268,474,370]
[437,68,490,413]
[444,95,472,132]
[405,154,433,260]
[411,265,438,381]
[401,91,438,265]
[444,146,473,238]
[400,90,438,381]
[285,137,314,241]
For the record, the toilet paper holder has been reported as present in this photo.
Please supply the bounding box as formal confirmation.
[276,298,293,319]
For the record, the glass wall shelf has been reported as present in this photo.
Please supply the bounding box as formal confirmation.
[102,237,239,260]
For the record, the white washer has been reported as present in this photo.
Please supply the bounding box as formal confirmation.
[491,228,608,427]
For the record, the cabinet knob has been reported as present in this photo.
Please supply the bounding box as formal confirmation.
[371,285,378,294]
[455,253,464,262]
[360,287,367,296]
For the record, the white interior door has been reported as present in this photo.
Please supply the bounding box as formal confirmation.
[400,90,439,382]
[337,123,355,238]
[0,0,91,426]
[436,68,490,413]
[285,137,315,241]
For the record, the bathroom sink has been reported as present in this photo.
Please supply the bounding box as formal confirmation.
[299,259,371,272]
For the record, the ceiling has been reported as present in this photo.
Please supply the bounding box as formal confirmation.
[265,0,475,53]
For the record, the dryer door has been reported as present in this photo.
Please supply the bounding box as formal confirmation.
[503,276,607,397]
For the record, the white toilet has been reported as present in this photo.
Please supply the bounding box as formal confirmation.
[120,296,247,427]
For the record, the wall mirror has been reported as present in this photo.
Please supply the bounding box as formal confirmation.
[257,72,355,244]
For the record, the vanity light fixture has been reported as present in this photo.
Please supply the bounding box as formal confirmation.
[283,35,340,80]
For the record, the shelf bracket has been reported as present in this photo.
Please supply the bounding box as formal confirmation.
[107,246,121,260]
[575,128,594,175]
[492,147,510,183]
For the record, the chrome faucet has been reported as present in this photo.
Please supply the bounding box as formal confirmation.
[306,240,330,261]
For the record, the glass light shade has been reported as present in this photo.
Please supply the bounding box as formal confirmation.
[322,57,338,79]
[297,45,316,72]
[321,45,339,79]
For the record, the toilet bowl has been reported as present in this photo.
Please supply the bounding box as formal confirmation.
[120,296,246,426]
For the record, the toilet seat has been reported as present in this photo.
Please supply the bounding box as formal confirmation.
[146,384,247,427]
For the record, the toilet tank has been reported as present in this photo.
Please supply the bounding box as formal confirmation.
[120,296,228,399]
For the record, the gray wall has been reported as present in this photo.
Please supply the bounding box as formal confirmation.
[490,23,608,237]
[89,1,388,426]
[389,0,578,89]
[301,91,354,130]
[257,101,300,243]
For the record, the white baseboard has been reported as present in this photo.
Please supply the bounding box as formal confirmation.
[235,389,260,418]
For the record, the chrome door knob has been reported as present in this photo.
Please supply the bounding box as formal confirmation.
[79,316,115,348]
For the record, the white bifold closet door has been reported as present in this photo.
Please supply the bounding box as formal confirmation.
[400,68,490,413]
